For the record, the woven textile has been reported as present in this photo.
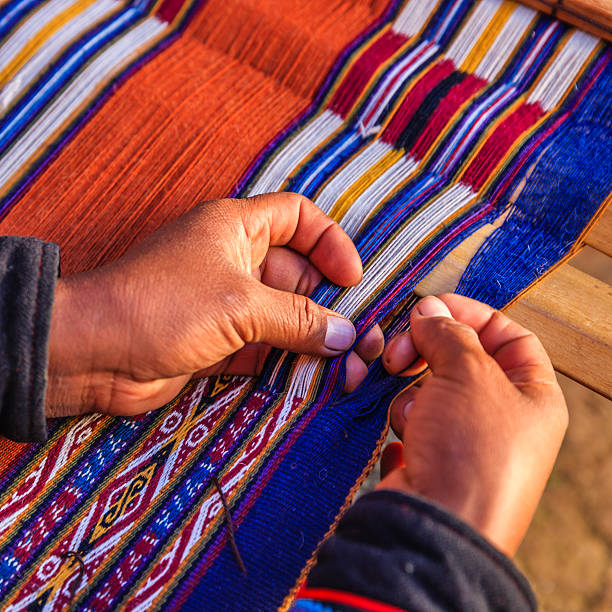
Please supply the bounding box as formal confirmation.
[0,0,610,610]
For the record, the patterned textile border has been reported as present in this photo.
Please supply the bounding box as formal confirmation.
[0,0,609,610]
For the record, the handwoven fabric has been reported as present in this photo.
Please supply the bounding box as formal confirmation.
[0,0,610,610]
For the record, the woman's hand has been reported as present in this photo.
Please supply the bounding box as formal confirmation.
[47,193,383,417]
[379,294,568,557]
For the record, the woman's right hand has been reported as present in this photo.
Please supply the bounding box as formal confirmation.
[378,294,568,557]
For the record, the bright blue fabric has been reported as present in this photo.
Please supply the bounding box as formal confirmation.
[457,55,612,306]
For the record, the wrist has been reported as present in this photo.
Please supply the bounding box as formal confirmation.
[378,462,523,557]
[46,272,123,417]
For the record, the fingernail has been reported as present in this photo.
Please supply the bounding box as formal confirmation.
[386,334,416,375]
[325,316,356,352]
[402,399,414,420]
[415,296,452,318]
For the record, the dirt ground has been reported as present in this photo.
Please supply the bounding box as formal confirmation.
[516,374,612,611]
[516,247,612,612]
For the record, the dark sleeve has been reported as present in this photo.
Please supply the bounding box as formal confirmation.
[0,236,60,443]
[292,490,536,612]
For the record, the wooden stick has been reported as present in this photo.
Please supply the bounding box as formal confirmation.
[586,206,612,257]
[518,0,612,42]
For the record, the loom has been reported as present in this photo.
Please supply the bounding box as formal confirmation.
[0,0,609,609]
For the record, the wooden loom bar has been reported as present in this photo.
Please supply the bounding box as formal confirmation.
[517,0,612,42]
[415,219,612,399]
[585,206,612,256]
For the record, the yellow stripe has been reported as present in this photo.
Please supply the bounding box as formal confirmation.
[327,148,404,222]
[0,0,102,88]
[460,1,517,74]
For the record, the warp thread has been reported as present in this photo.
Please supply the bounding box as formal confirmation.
[212,475,248,576]
[60,551,86,606]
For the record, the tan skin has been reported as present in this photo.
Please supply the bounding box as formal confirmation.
[47,193,567,559]
[379,294,568,556]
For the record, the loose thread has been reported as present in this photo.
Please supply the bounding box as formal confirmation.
[60,551,85,604]
[212,476,247,576]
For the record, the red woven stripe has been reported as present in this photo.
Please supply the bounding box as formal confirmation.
[411,73,487,160]
[329,30,407,117]
[462,101,544,189]
[361,41,436,127]
[297,587,410,612]
[382,58,455,145]
[156,0,187,23]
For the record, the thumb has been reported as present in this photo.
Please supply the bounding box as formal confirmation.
[246,281,356,357]
[410,296,488,381]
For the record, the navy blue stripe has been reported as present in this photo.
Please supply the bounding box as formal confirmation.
[285,131,365,197]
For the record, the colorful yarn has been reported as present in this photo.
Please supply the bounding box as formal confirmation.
[0,0,200,217]
[0,1,609,610]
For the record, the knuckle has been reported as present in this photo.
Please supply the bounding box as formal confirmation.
[431,318,487,373]
[294,295,320,339]
[489,308,510,331]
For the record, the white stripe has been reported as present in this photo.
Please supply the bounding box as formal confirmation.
[299,131,360,194]
[284,183,474,400]
[314,140,392,213]
[334,183,475,316]
[0,0,81,70]
[393,0,439,38]
[445,0,503,67]
[512,21,558,84]
[432,0,468,43]
[1,0,120,110]
[342,154,418,237]
[475,4,536,81]
[247,110,343,196]
[528,29,599,110]
[0,16,166,186]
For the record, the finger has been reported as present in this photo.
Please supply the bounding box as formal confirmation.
[241,193,363,287]
[258,247,323,296]
[242,279,356,357]
[380,442,405,479]
[382,332,426,376]
[376,466,413,493]
[354,325,384,363]
[196,344,369,394]
[344,351,368,394]
[103,375,191,416]
[192,344,271,378]
[409,296,490,383]
[389,386,418,439]
[433,294,556,385]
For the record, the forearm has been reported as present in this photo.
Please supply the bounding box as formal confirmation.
[0,236,59,442]
[293,490,536,612]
